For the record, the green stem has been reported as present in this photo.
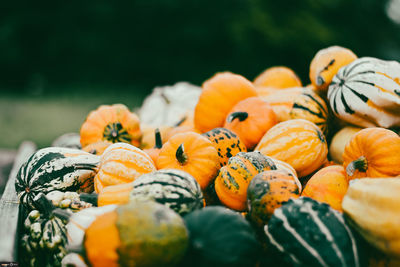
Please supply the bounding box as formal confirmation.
[176,144,188,165]
[154,128,163,149]
[227,112,248,123]
[346,156,368,177]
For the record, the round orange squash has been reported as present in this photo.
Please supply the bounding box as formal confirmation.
[143,128,163,164]
[156,132,219,190]
[301,165,348,212]
[255,119,328,178]
[224,97,277,150]
[94,143,156,193]
[343,127,400,180]
[194,72,257,133]
[80,104,142,148]
[247,170,301,227]
[253,66,302,89]
[140,124,172,150]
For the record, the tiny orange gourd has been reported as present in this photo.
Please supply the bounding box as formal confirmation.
[253,66,302,89]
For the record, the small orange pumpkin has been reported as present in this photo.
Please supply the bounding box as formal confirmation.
[256,119,328,178]
[143,128,163,164]
[253,66,302,89]
[343,127,400,180]
[224,97,277,150]
[140,124,172,150]
[156,132,219,190]
[80,104,142,148]
[203,127,247,167]
[94,143,156,192]
[247,170,301,227]
[301,165,348,212]
[82,141,113,155]
[194,72,257,133]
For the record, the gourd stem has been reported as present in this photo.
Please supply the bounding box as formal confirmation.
[174,116,187,127]
[53,208,72,222]
[154,128,163,149]
[227,112,248,123]
[79,193,99,206]
[346,156,368,177]
[176,144,188,165]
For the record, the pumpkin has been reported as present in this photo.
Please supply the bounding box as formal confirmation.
[143,128,163,164]
[256,119,328,178]
[82,200,188,267]
[203,127,247,167]
[329,126,363,164]
[82,140,113,155]
[224,97,277,150]
[253,66,302,89]
[301,165,348,211]
[138,81,201,127]
[140,124,172,149]
[247,170,301,228]
[93,142,156,193]
[342,127,400,180]
[327,57,400,128]
[156,132,219,190]
[265,197,364,267]
[194,72,257,133]
[15,147,100,209]
[342,178,400,257]
[214,151,286,211]
[166,124,201,140]
[310,45,357,93]
[51,132,81,149]
[80,104,141,148]
[261,87,329,135]
[182,206,261,267]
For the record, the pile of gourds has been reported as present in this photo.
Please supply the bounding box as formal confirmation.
[15,45,400,267]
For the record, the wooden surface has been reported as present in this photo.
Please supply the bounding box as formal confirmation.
[0,141,36,262]
[0,149,17,197]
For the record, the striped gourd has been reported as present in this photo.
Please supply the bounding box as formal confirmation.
[265,197,364,267]
[129,169,203,215]
[327,57,400,128]
[15,147,100,209]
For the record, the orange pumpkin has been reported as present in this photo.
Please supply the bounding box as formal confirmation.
[309,45,357,93]
[301,165,348,212]
[194,72,257,133]
[203,127,247,167]
[156,132,219,190]
[140,124,172,149]
[166,125,201,141]
[343,127,400,180]
[80,104,142,148]
[253,66,302,89]
[256,119,328,178]
[94,143,156,192]
[143,128,163,164]
[82,141,113,155]
[329,126,363,164]
[247,170,301,227]
[224,97,277,150]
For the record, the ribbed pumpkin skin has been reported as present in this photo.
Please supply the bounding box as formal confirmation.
[247,170,301,227]
[342,178,400,257]
[224,97,277,150]
[256,119,328,178]
[130,169,203,215]
[302,165,348,211]
[214,151,279,211]
[261,87,329,135]
[94,143,156,193]
[253,66,302,89]
[182,206,261,267]
[194,72,257,133]
[80,104,142,148]
[156,132,219,190]
[342,127,400,180]
[265,197,363,267]
[327,57,400,128]
[203,127,247,167]
[15,147,100,209]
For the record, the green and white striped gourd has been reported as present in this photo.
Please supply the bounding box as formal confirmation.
[15,147,100,209]
[129,169,204,215]
[328,57,400,128]
[264,197,364,267]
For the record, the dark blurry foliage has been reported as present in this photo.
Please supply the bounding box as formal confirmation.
[0,0,399,93]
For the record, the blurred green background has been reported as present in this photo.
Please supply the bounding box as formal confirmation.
[1,0,400,148]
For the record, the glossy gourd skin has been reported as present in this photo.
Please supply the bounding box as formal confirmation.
[94,143,156,193]
[342,127,400,180]
[203,128,247,167]
[253,66,302,89]
[80,104,142,148]
[224,97,277,150]
[256,119,328,178]
[327,57,400,128]
[194,72,257,133]
[156,132,219,190]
